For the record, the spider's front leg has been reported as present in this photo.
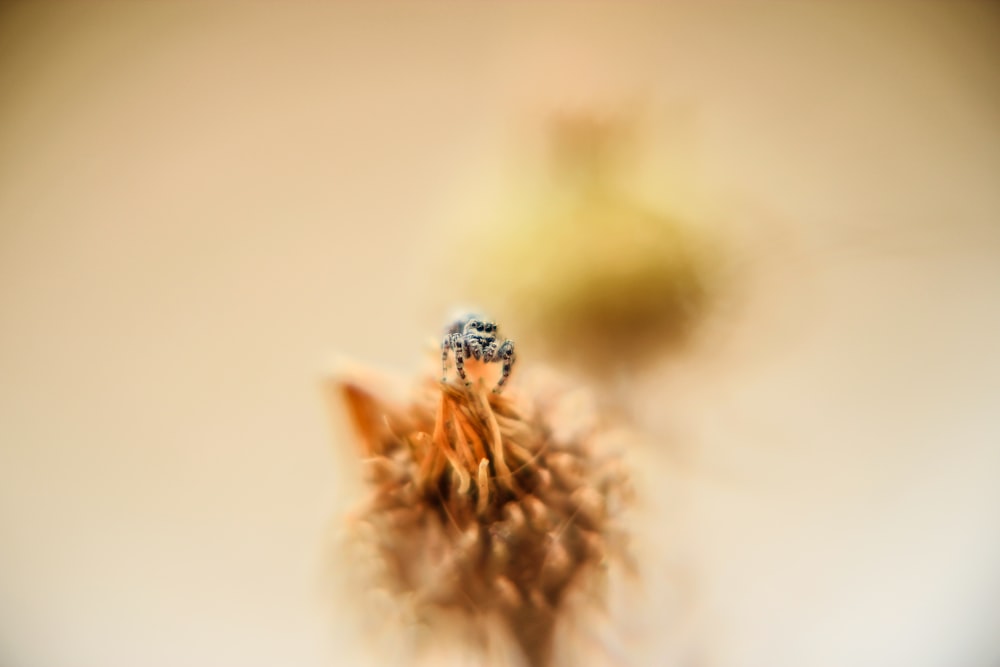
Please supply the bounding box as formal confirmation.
[441,333,470,384]
[452,333,470,384]
[441,335,453,382]
[493,339,516,393]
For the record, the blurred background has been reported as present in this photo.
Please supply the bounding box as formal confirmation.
[1,2,999,666]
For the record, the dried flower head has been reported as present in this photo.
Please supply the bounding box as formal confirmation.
[330,350,632,667]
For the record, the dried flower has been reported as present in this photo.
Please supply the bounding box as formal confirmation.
[329,356,632,667]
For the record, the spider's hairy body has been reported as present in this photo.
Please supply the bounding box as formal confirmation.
[441,314,516,392]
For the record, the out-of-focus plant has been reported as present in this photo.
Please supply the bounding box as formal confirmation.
[470,113,721,377]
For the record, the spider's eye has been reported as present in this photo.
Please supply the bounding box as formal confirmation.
[486,324,494,332]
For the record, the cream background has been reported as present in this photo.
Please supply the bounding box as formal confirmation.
[1,3,998,666]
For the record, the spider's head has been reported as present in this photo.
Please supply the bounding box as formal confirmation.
[462,318,498,338]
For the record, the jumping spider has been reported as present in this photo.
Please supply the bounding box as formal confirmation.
[441,315,516,393]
